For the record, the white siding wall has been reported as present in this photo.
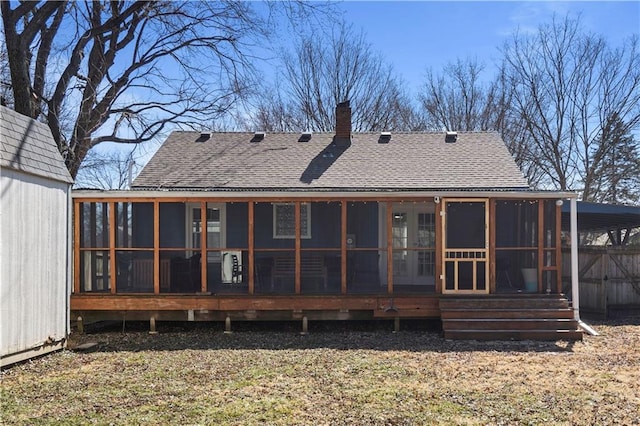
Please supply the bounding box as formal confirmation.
[1,169,70,363]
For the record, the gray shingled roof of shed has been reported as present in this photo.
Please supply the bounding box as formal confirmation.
[1,106,73,183]
[132,131,529,191]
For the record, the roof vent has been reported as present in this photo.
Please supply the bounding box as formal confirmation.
[298,131,312,142]
[250,131,266,143]
[196,132,211,142]
[445,131,457,143]
[378,131,391,144]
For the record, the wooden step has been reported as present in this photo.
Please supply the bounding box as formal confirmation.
[440,308,575,320]
[442,318,578,331]
[438,295,582,341]
[439,297,569,310]
[444,329,583,341]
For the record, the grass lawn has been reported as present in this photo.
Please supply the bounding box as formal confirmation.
[1,319,639,425]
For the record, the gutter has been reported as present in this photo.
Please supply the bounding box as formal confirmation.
[570,197,599,336]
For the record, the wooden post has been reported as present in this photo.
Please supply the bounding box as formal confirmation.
[73,201,81,294]
[109,202,116,294]
[537,200,544,293]
[387,202,394,294]
[295,202,301,294]
[341,200,347,295]
[90,203,97,290]
[200,201,207,293]
[248,201,255,295]
[393,317,400,333]
[224,316,232,334]
[149,316,158,335]
[301,316,308,335]
[77,316,84,334]
[153,200,160,294]
[489,199,496,293]
[434,198,443,294]
[555,202,563,293]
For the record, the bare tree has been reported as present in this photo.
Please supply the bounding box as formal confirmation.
[252,23,421,132]
[1,1,332,178]
[419,58,506,132]
[501,16,640,200]
[74,148,139,190]
[417,58,550,187]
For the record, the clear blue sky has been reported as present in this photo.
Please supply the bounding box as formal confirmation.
[337,1,640,92]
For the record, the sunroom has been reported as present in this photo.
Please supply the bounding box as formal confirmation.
[74,193,569,299]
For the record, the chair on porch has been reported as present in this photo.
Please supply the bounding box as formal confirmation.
[230,254,243,283]
[222,251,244,284]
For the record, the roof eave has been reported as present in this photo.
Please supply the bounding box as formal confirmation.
[73,188,577,200]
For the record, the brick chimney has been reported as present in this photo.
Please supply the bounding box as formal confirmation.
[334,100,351,146]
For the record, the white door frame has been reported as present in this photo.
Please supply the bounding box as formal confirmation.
[185,202,226,261]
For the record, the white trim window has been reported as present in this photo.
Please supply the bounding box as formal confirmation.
[273,203,311,239]
[186,202,225,262]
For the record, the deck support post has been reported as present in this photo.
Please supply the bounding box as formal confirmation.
[77,316,84,334]
[301,316,308,335]
[224,316,232,334]
[149,317,158,335]
[393,317,400,333]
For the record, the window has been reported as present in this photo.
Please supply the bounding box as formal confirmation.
[186,203,225,262]
[273,203,311,239]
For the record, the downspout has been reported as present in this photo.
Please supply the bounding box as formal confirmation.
[571,197,599,336]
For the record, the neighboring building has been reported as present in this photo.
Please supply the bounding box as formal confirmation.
[1,106,73,366]
[71,101,584,340]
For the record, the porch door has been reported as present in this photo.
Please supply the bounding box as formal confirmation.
[392,203,436,286]
[442,199,489,294]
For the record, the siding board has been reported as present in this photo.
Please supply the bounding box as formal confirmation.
[1,170,69,365]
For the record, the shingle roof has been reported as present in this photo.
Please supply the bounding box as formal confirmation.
[132,131,529,191]
[0,106,73,183]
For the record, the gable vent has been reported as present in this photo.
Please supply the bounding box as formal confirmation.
[445,131,457,143]
[251,131,266,143]
[196,132,211,142]
[378,131,391,144]
[298,131,312,142]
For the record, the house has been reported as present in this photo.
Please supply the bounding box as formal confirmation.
[71,101,585,340]
[1,106,73,366]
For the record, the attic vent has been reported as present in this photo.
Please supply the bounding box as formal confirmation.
[445,131,457,143]
[196,132,211,142]
[378,131,391,144]
[250,131,266,143]
[298,131,312,142]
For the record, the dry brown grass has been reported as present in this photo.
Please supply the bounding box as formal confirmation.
[1,319,639,425]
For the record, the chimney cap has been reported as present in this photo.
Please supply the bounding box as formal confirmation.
[337,100,350,108]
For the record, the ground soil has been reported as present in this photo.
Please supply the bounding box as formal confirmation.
[1,318,639,425]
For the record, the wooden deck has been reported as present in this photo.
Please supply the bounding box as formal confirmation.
[71,293,583,341]
[70,294,441,322]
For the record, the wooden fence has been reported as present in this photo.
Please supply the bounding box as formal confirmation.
[562,247,640,318]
